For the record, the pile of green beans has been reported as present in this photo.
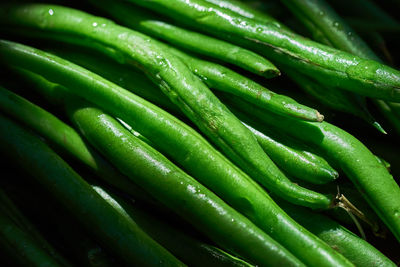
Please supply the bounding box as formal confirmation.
[0,0,399,266]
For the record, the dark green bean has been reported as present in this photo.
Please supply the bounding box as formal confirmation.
[1,41,353,267]
[223,94,400,242]
[0,209,63,267]
[274,198,396,267]
[66,100,303,267]
[90,0,279,78]
[0,4,332,209]
[0,82,152,203]
[126,0,400,102]
[92,185,254,267]
[0,114,184,267]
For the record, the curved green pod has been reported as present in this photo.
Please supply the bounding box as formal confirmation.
[90,0,279,78]
[223,95,400,242]
[0,4,332,210]
[92,186,254,267]
[233,110,338,184]
[274,198,396,267]
[125,0,400,102]
[0,83,152,203]
[66,101,303,267]
[0,114,184,267]
[1,42,353,267]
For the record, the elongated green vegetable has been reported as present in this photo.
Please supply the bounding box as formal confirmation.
[90,0,279,78]
[92,186,254,267]
[86,0,323,122]
[0,83,152,203]
[0,114,184,267]
[2,43,353,267]
[126,0,400,102]
[232,108,338,184]
[223,94,400,242]
[0,5,332,209]
[66,101,303,267]
[274,198,396,267]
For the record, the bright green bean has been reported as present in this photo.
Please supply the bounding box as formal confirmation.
[66,101,303,267]
[1,41,353,267]
[223,94,400,242]
[126,0,400,102]
[0,4,332,209]
[90,0,279,78]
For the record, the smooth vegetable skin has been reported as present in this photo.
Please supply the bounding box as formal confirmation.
[0,4,332,209]
[274,198,397,267]
[90,0,279,78]
[126,0,400,102]
[88,0,323,122]
[1,43,353,267]
[92,186,254,267]
[66,101,303,267]
[0,83,152,203]
[0,114,184,267]
[236,111,338,184]
[223,95,400,242]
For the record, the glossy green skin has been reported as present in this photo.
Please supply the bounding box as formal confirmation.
[225,2,383,132]
[0,114,184,267]
[89,0,322,122]
[0,42,353,267]
[127,0,400,102]
[49,42,321,122]
[67,103,303,267]
[43,47,338,185]
[0,83,150,202]
[165,45,323,122]
[93,186,254,267]
[224,95,400,242]
[239,119,338,185]
[0,4,331,209]
[281,0,381,61]
[275,199,397,267]
[0,208,62,267]
[284,68,386,133]
[91,0,279,78]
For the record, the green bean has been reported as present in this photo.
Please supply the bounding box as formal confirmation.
[126,0,400,102]
[229,105,338,184]
[280,0,380,61]
[1,42,353,267]
[90,0,279,78]
[48,43,322,122]
[0,209,63,267]
[283,67,386,134]
[274,198,397,267]
[0,4,333,209]
[0,83,152,203]
[374,100,400,136]
[93,185,254,267]
[66,100,303,267]
[223,94,400,242]
[0,114,184,267]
